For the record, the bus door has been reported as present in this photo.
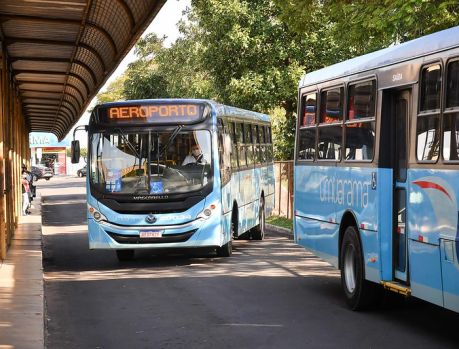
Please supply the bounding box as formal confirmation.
[392,89,410,282]
[381,87,411,283]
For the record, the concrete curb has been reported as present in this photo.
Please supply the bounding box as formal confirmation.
[0,194,44,349]
[266,223,293,240]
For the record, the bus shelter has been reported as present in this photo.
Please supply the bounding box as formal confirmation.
[0,0,165,259]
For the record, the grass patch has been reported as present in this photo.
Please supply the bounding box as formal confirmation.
[266,215,293,231]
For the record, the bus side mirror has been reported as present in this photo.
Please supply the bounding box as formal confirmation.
[71,140,80,164]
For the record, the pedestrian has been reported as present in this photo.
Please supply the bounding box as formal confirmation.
[21,173,30,215]
[22,164,35,202]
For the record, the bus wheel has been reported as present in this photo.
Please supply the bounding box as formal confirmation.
[216,239,232,257]
[251,197,265,240]
[340,226,379,310]
[116,249,135,261]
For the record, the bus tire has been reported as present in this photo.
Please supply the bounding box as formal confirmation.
[340,226,380,310]
[116,249,135,261]
[216,239,232,257]
[251,197,265,240]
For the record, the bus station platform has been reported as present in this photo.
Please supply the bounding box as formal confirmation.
[0,197,44,349]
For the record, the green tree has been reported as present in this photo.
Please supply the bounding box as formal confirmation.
[96,75,127,104]
[66,147,87,161]
[275,0,459,56]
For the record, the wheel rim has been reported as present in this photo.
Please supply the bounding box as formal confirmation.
[344,244,356,293]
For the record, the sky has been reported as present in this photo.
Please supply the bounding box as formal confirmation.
[69,0,191,145]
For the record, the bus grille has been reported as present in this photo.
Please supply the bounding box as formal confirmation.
[107,229,197,244]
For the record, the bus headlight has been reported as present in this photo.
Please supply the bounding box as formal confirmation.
[87,204,107,222]
[197,203,218,220]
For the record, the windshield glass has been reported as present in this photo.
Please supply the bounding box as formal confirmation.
[89,129,212,195]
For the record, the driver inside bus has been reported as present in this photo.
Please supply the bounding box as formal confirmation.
[182,144,207,165]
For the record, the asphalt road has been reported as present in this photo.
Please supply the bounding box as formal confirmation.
[40,177,459,349]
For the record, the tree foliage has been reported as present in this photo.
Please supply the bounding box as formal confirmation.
[275,0,459,56]
[95,75,127,104]
[97,0,459,160]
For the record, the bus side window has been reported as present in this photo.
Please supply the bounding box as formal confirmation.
[230,122,239,169]
[301,93,317,126]
[444,60,459,161]
[237,123,246,167]
[298,128,316,160]
[317,126,342,161]
[345,80,376,161]
[259,124,266,163]
[320,87,343,124]
[253,124,261,165]
[245,123,254,166]
[420,64,442,112]
[218,119,231,186]
[266,126,273,162]
[417,64,441,162]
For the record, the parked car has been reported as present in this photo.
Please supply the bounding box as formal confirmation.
[77,165,87,177]
[31,165,53,181]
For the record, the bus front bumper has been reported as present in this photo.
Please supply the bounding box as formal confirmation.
[87,216,223,250]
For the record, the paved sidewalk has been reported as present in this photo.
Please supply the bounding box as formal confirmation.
[0,196,44,349]
[266,223,293,239]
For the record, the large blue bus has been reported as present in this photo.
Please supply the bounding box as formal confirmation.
[72,99,274,261]
[294,26,459,312]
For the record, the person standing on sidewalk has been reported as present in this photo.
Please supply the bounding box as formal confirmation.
[21,173,30,215]
[22,164,35,202]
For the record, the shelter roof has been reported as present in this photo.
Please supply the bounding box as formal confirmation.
[0,0,165,140]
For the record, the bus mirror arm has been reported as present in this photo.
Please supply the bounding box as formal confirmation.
[71,125,88,164]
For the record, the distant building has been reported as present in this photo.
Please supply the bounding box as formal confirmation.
[29,132,70,175]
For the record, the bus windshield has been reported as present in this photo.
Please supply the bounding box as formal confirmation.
[89,129,212,195]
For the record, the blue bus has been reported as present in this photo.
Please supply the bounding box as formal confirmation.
[72,99,274,261]
[294,26,459,312]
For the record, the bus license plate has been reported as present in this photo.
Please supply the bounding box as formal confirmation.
[140,230,163,238]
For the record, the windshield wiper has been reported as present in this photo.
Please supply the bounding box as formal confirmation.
[114,128,141,158]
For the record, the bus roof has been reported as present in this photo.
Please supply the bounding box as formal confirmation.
[96,98,270,123]
[299,25,459,88]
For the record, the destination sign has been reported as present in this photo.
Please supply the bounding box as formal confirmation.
[97,103,205,125]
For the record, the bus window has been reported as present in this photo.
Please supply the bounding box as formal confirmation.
[345,122,375,161]
[444,61,459,161]
[218,119,231,185]
[265,126,273,162]
[348,81,375,120]
[245,123,254,165]
[237,123,246,167]
[258,124,266,163]
[298,128,316,160]
[317,126,342,160]
[420,64,441,111]
[345,81,376,161]
[446,60,459,108]
[252,125,261,164]
[443,113,459,161]
[320,87,343,123]
[230,122,239,169]
[301,93,317,126]
[417,116,440,161]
